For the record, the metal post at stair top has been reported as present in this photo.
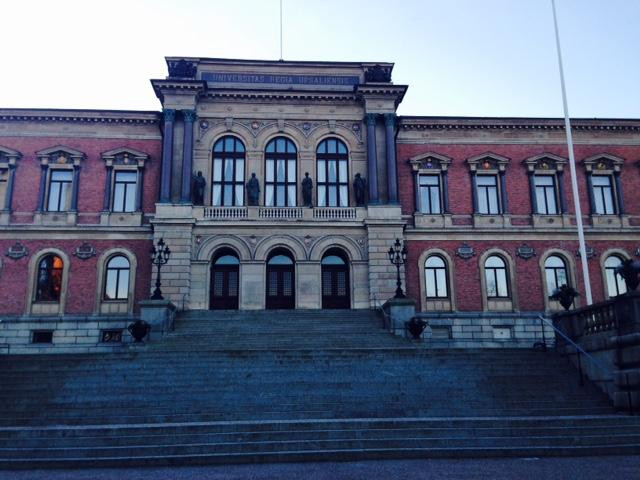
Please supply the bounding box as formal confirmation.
[150,238,171,300]
[388,238,407,299]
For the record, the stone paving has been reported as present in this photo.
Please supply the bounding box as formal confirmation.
[2,456,639,480]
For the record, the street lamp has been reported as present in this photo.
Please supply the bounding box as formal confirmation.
[388,238,407,298]
[150,238,171,300]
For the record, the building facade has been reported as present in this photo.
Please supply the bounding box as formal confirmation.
[0,57,639,350]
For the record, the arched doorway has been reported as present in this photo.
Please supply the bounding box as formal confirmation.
[321,249,350,309]
[266,249,295,309]
[210,249,239,310]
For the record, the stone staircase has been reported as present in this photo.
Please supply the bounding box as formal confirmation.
[0,309,638,468]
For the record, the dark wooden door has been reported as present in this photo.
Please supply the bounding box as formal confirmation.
[210,264,239,309]
[322,264,350,309]
[266,265,295,309]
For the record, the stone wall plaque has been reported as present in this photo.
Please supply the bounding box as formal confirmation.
[6,242,28,260]
[73,242,97,260]
[576,246,597,259]
[516,244,536,260]
[456,243,475,260]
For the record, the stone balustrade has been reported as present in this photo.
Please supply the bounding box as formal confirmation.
[193,206,364,222]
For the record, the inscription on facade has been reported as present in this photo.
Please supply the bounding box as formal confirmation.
[203,72,359,87]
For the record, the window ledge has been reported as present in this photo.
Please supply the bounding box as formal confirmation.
[473,214,510,228]
[414,213,452,228]
[591,214,628,228]
[33,211,77,226]
[532,214,571,228]
[100,211,143,227]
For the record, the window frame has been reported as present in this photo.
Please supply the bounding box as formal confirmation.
[265,137,297,207]
[35,254,64,302]
[603,253,627,298]
[424,255,449,299]
[103,255,131,301]
[484,254,510,299]
[46,168,73,212]
[316,138,349,207]
[112,170,138,213]
[544,255,569,294]
[591,174,616,215]
[533,174,559,215]
[466,153,510,217]
[476,174,500,215]
[418,174,442,214]
[211,136,246,207]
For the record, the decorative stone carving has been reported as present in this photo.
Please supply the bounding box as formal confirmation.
[456,244,475,260]
[6,242,28,260]
[516,244,536,260]
[192,171,206,206]
[353,173,366,207]
[364,64,392,82]
[576,246,597,259]
[168,59,197,78]
[73,242,97,260]
[302,173,313,207]
[246,173,260,206]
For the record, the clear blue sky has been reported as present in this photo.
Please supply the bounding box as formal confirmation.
[2,0,638,118]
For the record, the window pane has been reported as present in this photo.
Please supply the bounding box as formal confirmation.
[338,160,348,182]
[426,256,445,268]
[339,186,348,206]
[338,141,347,154]
[556,268,567,287]
[328,139,337,154]
[602,188,615,214]
[224,159,234,181]
[213,140,223,152]
[276,138,285,152]
[317,186,326,206]
[266,159,274,182]
[421,175,439,186]
[317,141,326,154]
[477,186,488,214]
[545,188,557,214]
[317,160,326,182]
[605,256,622,268]
[487,187,499,214]
[235,139,245,153]
[51,170,72,181]
[266,141,275,153]
[276,185,285,206]
[546,269,558,293]
[287,185,296,206]
[328,186,337,206]
[213,159,222,181]
[495,270,508,297]
[223,185,233,205]
[117,270,130,299]
[116,171,137,182]
[212,185,222,206]
[420,187,429,213]
[105,270,118,300]
[617,275,627,296]
[276,160,285,182]
[430,187,441,213]
[113,183,125,211]
[225,137,234,151]
[108,256,129,269]
[486,256,504,268]
[436,269,447,297]
[48,182,61,211]
[328,161,337,182]
[265,185,274,206]
[535,187,547,214]
[235,185,244,206]
[485,271,497,297]
[605,270,618,297]
[477,175,496,186]
[288,160,296,182]
[125,184,136,212]
[235,159,244,182]
[426,270,436,297]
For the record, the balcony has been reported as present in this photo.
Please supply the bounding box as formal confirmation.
[194,206,365,222]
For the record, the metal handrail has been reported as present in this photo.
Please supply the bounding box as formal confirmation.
[538,314,613,383]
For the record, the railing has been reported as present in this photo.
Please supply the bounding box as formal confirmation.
[313,207,357,221]
[258,207,304,220]
[203,206,248,220]
[372,295,391,331]
[553,298,618,342]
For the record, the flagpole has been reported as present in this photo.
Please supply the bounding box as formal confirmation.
[279,0,283,61]
[551,0,593,305]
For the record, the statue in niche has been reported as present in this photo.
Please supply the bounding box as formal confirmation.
[302,172,313,207]
[353,173,367,206]
[192,171,206,205]
[246,173,260,206]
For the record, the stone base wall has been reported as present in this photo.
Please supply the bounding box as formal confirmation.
[0,316,139,354]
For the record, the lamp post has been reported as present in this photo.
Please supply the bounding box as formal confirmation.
[150,238,171,300]
[388,238,407,298]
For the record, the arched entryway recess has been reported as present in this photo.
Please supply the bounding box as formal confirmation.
[210,248,240,310]
[321,248,350,309]
[266,248,295,309]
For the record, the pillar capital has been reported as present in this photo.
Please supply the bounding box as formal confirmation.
[182,109,197,123]
[384,113,396,127]
[163,109,176,122]
[364,113,378,126]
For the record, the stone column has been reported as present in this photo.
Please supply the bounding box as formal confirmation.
[103,165,113,211]
[384,113,398,204]
[586,172,595,214]
[442,170,450,213]
[181,110,196,203]
[614,170,625,216]
[37,164,48,211]
[160,109,175,203]
[470,171,478,213]
[365,113,379,204]
[413,171,420,212]
[528,171,537,214]
[71,165,81,211]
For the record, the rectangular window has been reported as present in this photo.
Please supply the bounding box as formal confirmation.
[534,175,558,214]
[0,168,7,210]
[47,170,73,212]
[592,175,616,214]
[112,171,137,212]
[419,175,441,214]
[476,175,499,214]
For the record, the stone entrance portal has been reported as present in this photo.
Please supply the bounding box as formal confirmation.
[265,249,295,309]
[209,250,239,310]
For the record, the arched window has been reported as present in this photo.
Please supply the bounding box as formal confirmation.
[104,255,131,300]
[212,136,245,206]
[316,138,348,207]
[604,255,627,297]
[425,255,448,298]
[484,255,509,298]
[36,255,64,302]
[265,137,297,207]
[544,255,569,294]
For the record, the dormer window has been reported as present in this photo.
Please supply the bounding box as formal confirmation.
[409,152,451,215]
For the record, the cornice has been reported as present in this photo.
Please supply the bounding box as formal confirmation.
[399,116,640,132]
[150,79,207,102]
[204,89,357,103]
[0,109,160,126]
[356,84,408,105]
